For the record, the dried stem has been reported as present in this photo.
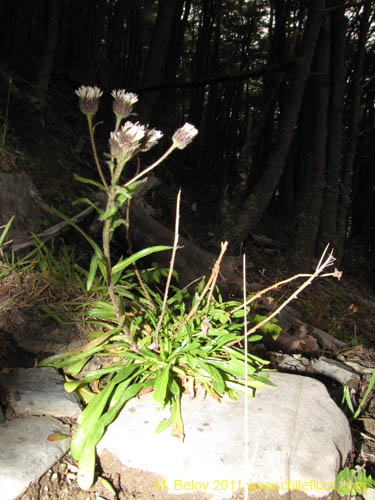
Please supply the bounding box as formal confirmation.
[154,189,181,348]
[227,245,341,347]
[177,241,228,332]
[124,144,176,188]
[87,117,109,192]
[125,157,155,310]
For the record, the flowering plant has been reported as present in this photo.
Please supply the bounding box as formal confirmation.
[41,87,270,490]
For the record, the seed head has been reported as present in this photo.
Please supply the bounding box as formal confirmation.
[172,123,198,150]
[111,90,138,119]
[75,86,103,117]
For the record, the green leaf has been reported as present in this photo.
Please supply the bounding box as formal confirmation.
[87,255,99,291]
[99,204,119,221]
[88,301,115,316]
[248,313,281,338]
[211,309,229,324]
[74,173,106,192]
[153,366,170,404]
[77,444,96,490]
[116,179,147,197]
[79,381,144,460]
[40,305,65,324]
[211,333,243,350]
[169,376,181,395]
[155,416,173,434]
[111,218,128,231]
[199,361,226,393]
[76,384,96,404]
[336,467,356,495]
[353,369,375,419]
[65,357,89,376]
[248,334,263,342]
[0,215,14,246]
[71,379,116,460]
[100,477,117,495]
[40,331,118,369]
[170,394,184,439]
[111,246,172,275]
[52,207,104,259]
[72,197,104,216]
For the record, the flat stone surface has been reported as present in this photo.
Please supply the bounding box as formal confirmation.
[0,367,81,418]
[97,372,352,499]
[0,416,70,500]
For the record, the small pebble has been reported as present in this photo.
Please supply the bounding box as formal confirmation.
[67,462,79,473]
[66,472,76,482]
[51,472,59,481]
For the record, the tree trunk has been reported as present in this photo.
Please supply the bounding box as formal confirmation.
[35,0,61,105]
[316,2,346,257]
[149,0,189,129]
[336,0,372,261]
[138,0,180,123]
[228,0,288,212]
[291,16,330,268]
[221,0,326,253]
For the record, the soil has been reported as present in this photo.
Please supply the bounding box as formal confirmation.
[16,450,343,500]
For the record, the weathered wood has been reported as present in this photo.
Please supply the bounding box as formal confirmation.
[129,199,243,293]
[7,205,94,254]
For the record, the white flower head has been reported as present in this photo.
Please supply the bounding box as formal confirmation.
[109,121,146,159]
[140,127,163,152]
[74,86,103,116]
[172,123,198,149]
[111,90,138,119]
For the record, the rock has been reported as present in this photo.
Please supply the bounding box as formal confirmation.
[0,308,84,356]
[0,416,70,500]
[0,367,81,419]
[97,372,352,499]
[0,170,41,242]
[364,488,375,500]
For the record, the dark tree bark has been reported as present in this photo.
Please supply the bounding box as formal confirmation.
[336,0,372,261]
[221,0,326,253]
[291,16,330,268]
[228,0,289,211]
[35,0,61,104]
[188,0,216,129]
[104,0,131,88]
[88,1,108,83]
[317,1,347,257]
[138,0,180,123]
[149,0,190,128]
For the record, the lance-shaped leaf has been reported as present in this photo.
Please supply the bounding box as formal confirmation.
[111,245,172,275]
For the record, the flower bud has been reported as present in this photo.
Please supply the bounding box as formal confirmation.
[111,90,138,119]
[172,123,198,149]
[75,86,103,117]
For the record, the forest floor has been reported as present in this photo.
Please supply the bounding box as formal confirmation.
[1,75,375,500]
